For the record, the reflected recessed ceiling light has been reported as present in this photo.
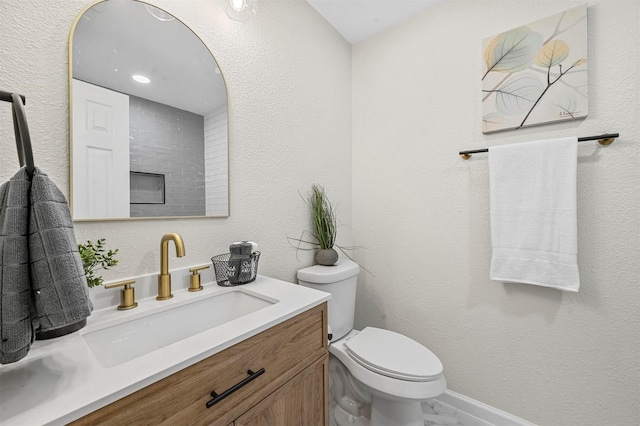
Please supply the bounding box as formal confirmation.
[132,74,151,84]
[145,4,175,21]
[226,0,257,21]
[230,0,246,11]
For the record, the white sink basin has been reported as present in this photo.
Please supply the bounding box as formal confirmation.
[82,288,277,368]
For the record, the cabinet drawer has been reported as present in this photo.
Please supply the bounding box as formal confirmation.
[233,354,329,426]
[72,302,327,426]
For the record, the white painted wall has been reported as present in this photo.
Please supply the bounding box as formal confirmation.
[352,1,639,425]
[0,0,352,285]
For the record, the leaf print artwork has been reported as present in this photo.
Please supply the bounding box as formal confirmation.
[547,91,581,119]
[483,26,543,79]
[494,74,545,115]
[482,112,505,133]
[535,40,570,68]
[481,5,588,133]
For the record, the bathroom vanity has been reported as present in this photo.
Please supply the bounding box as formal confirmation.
[0,276,330,425]
[72,303,328,425]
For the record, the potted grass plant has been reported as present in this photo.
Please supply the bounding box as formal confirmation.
[289,184,371,272]
[308,184,339,265]
[289,184,351,266]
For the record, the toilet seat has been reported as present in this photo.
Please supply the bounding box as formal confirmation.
[330,329,447,401]
[344,327,443,382]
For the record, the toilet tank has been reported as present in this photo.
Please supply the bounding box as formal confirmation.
[297,260,360,341]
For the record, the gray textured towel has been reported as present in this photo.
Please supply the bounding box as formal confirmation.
[29,168,92,332]
[0,168,34,364]
[0,168,93,364]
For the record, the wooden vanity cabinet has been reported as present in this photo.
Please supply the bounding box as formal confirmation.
[71,303,328,426]
[232,355,328,426]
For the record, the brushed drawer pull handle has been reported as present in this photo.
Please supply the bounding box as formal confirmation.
[206,368,265,408]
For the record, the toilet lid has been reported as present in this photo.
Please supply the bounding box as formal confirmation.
[344,327,443,382]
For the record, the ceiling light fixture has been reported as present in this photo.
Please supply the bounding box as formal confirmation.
[132,74,151,84]
[230,0,246,12]
[226,0,257,22]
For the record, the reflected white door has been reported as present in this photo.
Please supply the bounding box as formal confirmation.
[72,79,130,219]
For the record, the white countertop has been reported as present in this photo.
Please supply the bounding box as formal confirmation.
[0,276,330,426]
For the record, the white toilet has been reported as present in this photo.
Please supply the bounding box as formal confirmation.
[298,260,446,426]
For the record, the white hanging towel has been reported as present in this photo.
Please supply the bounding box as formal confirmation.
[489,137,580,292]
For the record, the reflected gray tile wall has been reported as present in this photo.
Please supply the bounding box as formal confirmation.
[129,95,205,217]
[204,105,228,216]
[130,172,165,204]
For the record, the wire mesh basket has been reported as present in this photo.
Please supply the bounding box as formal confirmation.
[211,252,260,286]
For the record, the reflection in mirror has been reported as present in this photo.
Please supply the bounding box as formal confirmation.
[70,0,229,220]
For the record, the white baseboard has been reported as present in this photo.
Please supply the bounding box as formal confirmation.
[432,390,537,426]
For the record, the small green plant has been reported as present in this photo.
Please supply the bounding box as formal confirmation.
[309,184,337,250]
[288,184,337,251]
[78,238,119,288]
[288,184,371,274]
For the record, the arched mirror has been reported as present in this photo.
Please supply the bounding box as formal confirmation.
[70,0,228,220]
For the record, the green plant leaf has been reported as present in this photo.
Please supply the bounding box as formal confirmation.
[484,26,543,78]
[309,184,337,250]
[78,239,119,288]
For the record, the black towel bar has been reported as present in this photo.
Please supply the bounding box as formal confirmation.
[1,90,34,176]
[459,133,619,159]
[0,90,26,105]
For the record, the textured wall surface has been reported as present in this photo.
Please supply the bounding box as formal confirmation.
[352,1,639,425]
[0,0,352,284]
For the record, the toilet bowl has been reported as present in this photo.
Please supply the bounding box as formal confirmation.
[298,260,446,426]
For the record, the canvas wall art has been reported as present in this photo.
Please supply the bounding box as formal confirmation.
[482,5,587,134]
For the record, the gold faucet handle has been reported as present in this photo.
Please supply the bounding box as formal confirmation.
[105,279,138,310]
[105,279,135,289]
[189,265,210,274]
[188,265,210,292]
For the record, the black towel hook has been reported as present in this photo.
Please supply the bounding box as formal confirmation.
[1,91,35,177]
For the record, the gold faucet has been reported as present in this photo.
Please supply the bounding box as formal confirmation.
[157,233,186,300]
